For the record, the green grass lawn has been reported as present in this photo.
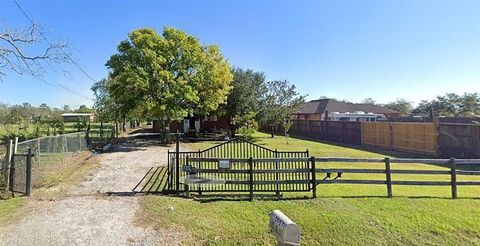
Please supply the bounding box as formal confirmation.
[141,131,480,245]
[0,197,24,225]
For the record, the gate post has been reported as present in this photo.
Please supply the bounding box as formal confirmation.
[311,156,317,198]
[26,148,32,196]
[175,132,180,193]
[249,157,254,202]
[9,152,15,197]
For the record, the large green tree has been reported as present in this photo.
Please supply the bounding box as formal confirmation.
[224,68,266,136]
[384,98,413,116]
[413,92,480,117]
[258,80,306,138]
[105,27,233,140]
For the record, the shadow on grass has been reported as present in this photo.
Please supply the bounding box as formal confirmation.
[158,193,480,203]
[317,195,480,200]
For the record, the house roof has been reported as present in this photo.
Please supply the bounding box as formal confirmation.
[298,99,399,114]
[61,113,93,117]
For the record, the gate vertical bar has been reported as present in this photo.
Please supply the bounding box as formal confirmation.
[185,156,190,197]
[275,149,280,199]
[249,157,253,201]
[175,132,180,193]
[26,148,32,196]
[197,149,202,195]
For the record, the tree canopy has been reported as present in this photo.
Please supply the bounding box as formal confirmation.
[105,27,233,124]
[384,98,413,116]
[258,80,306,138]
[413,93,480,117]
[224,67,266,136]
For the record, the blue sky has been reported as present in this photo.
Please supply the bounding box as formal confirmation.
[0,0,479,109]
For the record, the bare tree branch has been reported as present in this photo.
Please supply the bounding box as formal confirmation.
[0,22,71,80]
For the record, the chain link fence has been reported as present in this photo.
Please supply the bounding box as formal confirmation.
[16,132,88,166]
[0,145,7,191]
[1,130,117,192]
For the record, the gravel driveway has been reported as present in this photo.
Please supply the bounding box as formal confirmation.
[0,138,189,246]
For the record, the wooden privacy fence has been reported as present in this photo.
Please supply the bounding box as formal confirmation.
[362,122,438,156]
[287,120,478,157]
[438,123,480,158]
[180,156,480,200]
[289,120,362,145]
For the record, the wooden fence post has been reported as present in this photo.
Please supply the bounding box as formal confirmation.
[384,157,393,198]
[249,157,254,202]
[311,156,317,198]
[450,158,457,199]
[26,148,32,196]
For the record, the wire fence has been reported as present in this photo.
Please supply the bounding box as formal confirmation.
[1,129,115,192]
[0,145,7,190]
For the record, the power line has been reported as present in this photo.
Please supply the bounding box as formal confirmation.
[37,77,92,101]
[12,0,99,84]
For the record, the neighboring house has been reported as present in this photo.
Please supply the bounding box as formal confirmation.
[153,114,229,135]
[61,113,94,122]
[294,99,399,122]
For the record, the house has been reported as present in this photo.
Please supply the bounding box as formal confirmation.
[153,115,230,135]
[61,113,95,122]
[294,99,399,122]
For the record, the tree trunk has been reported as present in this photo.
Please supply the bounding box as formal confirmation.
[230,124,236,137]
[271,125,275,138]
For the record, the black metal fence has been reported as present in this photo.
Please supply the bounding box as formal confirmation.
[165,138,309,194]
[9,149,33,196]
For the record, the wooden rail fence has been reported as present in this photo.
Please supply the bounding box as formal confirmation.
[184,157,480,200]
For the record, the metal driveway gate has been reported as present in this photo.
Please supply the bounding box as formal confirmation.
[165,138,309,195]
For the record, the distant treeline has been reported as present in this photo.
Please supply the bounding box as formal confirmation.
[0,102,94,124]
[0,102,95,143]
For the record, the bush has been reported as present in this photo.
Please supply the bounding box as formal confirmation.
[237,125,256,140]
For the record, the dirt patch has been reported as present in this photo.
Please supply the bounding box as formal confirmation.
[0,138,192,245]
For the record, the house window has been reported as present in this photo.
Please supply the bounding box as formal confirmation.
[204,115,218,121]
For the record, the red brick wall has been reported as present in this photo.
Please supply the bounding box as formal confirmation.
[202,116,229,131]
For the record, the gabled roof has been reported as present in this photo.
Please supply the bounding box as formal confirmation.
[61,113,93,117]
[298,99,399,114]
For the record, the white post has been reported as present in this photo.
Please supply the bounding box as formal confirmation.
[14,137,18,154]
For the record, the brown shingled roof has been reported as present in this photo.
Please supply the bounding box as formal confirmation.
[298,99,399,114]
